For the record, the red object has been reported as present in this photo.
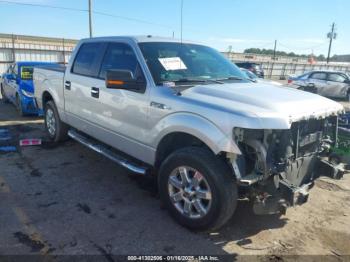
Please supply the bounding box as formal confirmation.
[20,139,42,146]
[288,79,293,84]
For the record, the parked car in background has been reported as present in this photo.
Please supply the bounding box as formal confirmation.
[288,70,350,101]
[0,62,61,116]
[240,68,282,86]
[235,62,264,78]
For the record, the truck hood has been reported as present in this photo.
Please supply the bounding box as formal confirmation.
[182,82,344,126]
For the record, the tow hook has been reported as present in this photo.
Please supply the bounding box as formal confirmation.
[252,181,313,215]
[252,193,288,215]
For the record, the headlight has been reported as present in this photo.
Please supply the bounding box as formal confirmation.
[21,89,35,98]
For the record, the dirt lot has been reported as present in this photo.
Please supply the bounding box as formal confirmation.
[0,96,350,260]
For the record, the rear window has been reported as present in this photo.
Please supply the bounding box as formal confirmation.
[20,66,33,80]
[310,72,327,80]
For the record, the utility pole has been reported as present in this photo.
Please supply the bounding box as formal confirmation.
[180,0,184,43]
[88,0,93,38]
[273,40,277,60]
[326,22,336,64]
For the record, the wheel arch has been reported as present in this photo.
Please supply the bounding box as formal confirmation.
[155,132,213,168]
[42,90,54,108]
[152,113,241,165]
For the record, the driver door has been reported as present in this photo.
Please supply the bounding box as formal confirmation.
[306,72,327,95]
[4,64,18,102]
[325,73,349,98]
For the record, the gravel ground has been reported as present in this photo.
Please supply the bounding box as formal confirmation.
[0,95,349,260]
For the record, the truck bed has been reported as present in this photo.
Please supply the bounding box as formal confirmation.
[33,66,65,111]
[35,64,66,73]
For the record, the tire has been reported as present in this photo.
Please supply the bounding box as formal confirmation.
[158,147,237,231]
[16,94,25,117]
[1,85,9,103]
[44,100,69,143]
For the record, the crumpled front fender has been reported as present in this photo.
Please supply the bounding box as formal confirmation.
[152,113,241,155]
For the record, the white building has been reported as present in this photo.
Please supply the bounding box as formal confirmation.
[0,33,77,73]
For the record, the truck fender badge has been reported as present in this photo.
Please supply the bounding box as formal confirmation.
[150,101,171,110]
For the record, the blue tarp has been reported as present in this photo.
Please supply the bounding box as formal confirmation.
[0,129,11,141]
[0,146,17,152]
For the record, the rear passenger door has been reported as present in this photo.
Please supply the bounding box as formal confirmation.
[64,42,107,131]
[306,72,327,95]
[65,41,151,160]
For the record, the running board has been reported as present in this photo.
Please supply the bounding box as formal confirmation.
[67,130,148,175]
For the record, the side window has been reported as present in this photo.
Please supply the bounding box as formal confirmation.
[6,65,12,74]
[13,64,18,77]
[328,73,347,83]
[310,72,326,80]
[299,73,310,80]
[99,43,141,80]
[72,43,105,77]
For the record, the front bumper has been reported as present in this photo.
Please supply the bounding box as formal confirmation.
[20,94,43,116]
[251,158,345,215]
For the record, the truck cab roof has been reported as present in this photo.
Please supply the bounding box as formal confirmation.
[79,35,199,45]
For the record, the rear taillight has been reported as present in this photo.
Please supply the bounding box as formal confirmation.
[288,79,293,84]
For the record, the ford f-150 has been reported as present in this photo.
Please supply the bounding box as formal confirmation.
[33,36,345,230]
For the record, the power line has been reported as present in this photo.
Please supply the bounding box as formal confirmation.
[0,0,87,12]
[93,11,172,29]
[0,0,173,30]
[278,42,327,52]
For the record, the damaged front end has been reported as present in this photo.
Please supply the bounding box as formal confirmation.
[232,116,345,215]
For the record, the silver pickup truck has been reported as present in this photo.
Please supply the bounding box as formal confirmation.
[34,36,345,231]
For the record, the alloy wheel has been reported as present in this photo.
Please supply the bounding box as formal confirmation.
[46,108,56,136]
[168,166,212,219]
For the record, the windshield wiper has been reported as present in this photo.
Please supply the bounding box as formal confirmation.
[156,78,224,87]
[174,78,224,84]
[216,76,244,81]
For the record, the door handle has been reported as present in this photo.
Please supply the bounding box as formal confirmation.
[91,87,99,98]
[65,81,71,90]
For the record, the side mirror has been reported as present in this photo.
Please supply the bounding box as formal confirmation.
[105,70,146,91]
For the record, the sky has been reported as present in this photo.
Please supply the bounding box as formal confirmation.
[0,0,349,55]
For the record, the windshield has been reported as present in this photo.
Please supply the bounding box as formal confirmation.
[20,66,34,80]
[138,42,246,85]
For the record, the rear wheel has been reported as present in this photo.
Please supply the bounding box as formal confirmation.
[44,101,69,143]
[0,85,9,103]
[159,147,237,231]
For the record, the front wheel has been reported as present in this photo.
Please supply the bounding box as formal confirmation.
[16,95,25,117]
[158,147,237,231]
[44,101,69,143]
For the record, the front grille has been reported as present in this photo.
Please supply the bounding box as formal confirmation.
[290,116,337,159]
